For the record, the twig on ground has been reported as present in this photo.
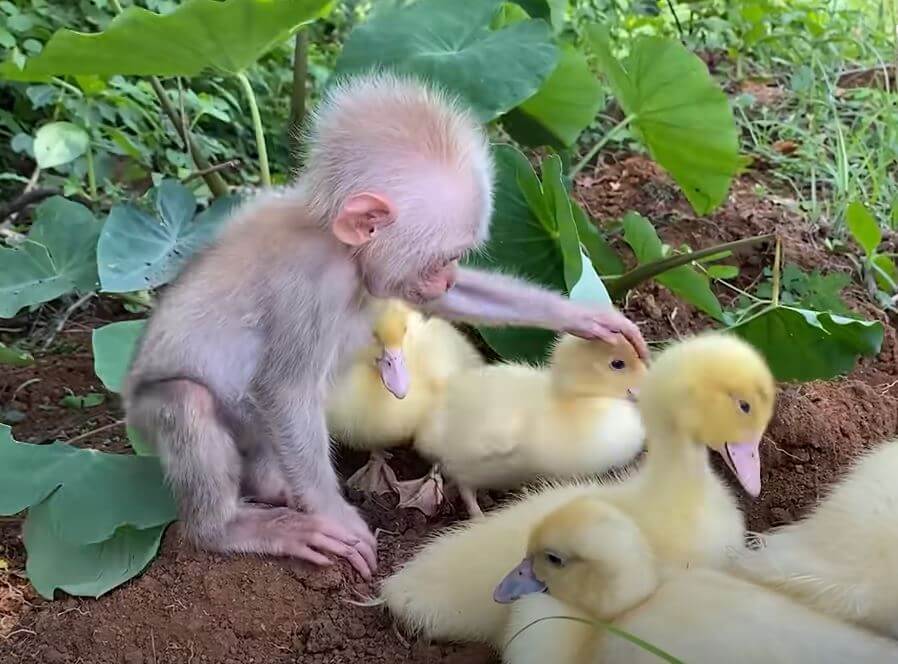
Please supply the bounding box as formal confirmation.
[63,420,126,446]
[181,160,242,184]
[41,293,94,351]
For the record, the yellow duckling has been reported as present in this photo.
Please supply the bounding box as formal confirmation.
[497,496,898,664]
[733,437,898,639]
[414,335,647,517]
[326,299,483,503]
[381,332,775,645]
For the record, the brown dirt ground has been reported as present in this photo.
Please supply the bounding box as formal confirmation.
[2,153,898,663]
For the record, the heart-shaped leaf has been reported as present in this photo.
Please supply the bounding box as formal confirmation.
[731,306,884,381]
[33,122,89,170]
[0,0,333,81]
[98,181,239,293]
[621,212,723,319]
[335,0,559,122]
[845,200,881,258]
[467,146,612,362]
[92,320,146,394]
[0,424,176,545]
[587,26,742,215]
[0,197,102,318]
[504,44,605,148]
[23,503,169,600]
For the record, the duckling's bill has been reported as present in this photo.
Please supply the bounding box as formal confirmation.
[493,558,547,604]
[377,347,409,399]
[720,436,762,497]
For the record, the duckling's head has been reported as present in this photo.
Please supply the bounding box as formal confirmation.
[549,335,647,400]
[639,332,775,497]
[494,498,657,620]
[370,299,415,399]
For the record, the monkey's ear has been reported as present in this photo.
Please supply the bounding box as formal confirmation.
[332,193,395,246]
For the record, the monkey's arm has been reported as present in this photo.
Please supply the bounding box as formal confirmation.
[420,267,649,359]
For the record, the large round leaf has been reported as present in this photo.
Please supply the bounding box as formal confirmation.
[731,306,884,382]
[24,506,169,600]
[0,0,332,81]
[0,425,175,544]
[504,44,605,148]
[335,0,559,122]
[586,26,742,215]
[0,197,102,318]
[92,320,146,394]
[98,181,240,293]
[33,122,89,170]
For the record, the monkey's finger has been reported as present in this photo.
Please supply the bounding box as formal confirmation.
[352,536,378,574]
[296,547,335,568]
[308,534,373,579]
[617,320,650,361]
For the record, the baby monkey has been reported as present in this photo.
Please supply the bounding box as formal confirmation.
[124,72,647,580]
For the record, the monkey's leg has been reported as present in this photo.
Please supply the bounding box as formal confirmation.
[395,463,445,516]
[129,380,375,578]
[346,450,400,495]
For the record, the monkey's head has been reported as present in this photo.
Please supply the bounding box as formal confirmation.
[298,72,494,304]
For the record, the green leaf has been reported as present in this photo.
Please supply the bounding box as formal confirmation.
[572,203,624,276]
[0,0,333,81]
[845,200,881,258]
[0,197,102,318]
[464,145,563,361]
[60,393,105,409]
[23,504,168,600]
[731,306,884,382]
[335,0,559,122]
[92,320,146,394]
[872,254,897,292]
[98,181,239,293]
[621,212,723,318]
[586,26,741,215]
[126,426,155,457]
[705,264,740,280]
[504,44,604,148]
[0,424,176,544]
[511,0,566,31]
[0,342,33,367]
[32,122,88,170]
[570,250,611,304]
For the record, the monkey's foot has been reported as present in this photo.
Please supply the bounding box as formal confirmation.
[395,465,445,516]
[458,485,483,519]
[223,505,377,580]
[346,451,399,495]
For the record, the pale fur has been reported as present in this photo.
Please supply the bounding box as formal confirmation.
[503,501,898,664]
[414,335,646,492]
[381,332,775,645]
[732,438,898,639]
[326,301,483,450]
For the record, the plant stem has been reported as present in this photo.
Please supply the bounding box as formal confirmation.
[85,140,97,201]
[51,77,83,97]
[570,115,635,178]
[237,72,271,187]
[606,233,776,299]
[148,77,229,197]
[771,236,782,307]
[289,30,309,159]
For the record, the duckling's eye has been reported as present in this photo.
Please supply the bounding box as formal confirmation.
[610,359,626,370]
[544,551,566,567]
[739,400,751,414]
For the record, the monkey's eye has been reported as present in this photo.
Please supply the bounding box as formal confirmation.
[610,359,626,370]
[738,400,751,414]
[544,551,566,567]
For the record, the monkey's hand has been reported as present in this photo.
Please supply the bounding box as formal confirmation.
[560,303,650,361]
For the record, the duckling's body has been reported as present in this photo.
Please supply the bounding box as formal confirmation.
[415,335,646,515]
[326,299,482,502]
[500,498,898,664]
[733,438,898,639]
[382,333,776,645]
